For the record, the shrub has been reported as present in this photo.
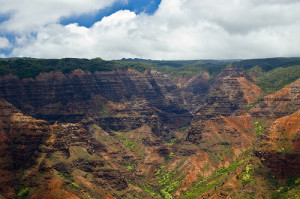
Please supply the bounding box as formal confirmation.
[16,187,30,199]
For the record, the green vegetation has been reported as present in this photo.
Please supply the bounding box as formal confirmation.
[166,138,177,145]
[152,62,226,78]
[178,126,188,134]
[0,58,228,79]
[120,58,232,69]
[0,58,150,78]
[49,151,68,164]
[246,96,263,110]
[217,153,224,161]
[144,184,162,198]
[113,131,137,152]
[125,141,136,151]
[154,165,185,199]
[233,57,300,71]
[201,163,211,172]
[226,156,300,199]
[255,65,300,94]
[112,131,145,158]
[16,187,30,199]
[155,166,165,176]
[207,146,233,166]
[97,101,110,116]
[246,65,263,77]
[59,172,81,191]
[220,145,234,158]
[158,171,176,187]
[271,176,300,199]
[167,152,174,160]
[266,173,279,187]
[127,179,161,198]
[242,164,252,185]
[68,146,94,161]
[208,151,222,166]
[254,121,264,137]
[158,171,183,199]
[275,128,292,153]
[59,172,73,181]
[120,58,198,68]
[125,163,136,171]
[234,58,300,93]
[0,58,110,78]
[239,147,253,157]
[70,181,80,189]
[180,158,248,199]
[120,59,228,79]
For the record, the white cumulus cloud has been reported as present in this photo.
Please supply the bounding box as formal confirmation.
[0,37,11,49]
[0,0,118,33]
[4,0,300,59]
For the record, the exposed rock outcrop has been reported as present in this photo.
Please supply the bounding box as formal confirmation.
[186,115,253,150]
[0,70,191,125]
[195,68,263,120]
[0,99,130,198]
[0,99,50,198]
[255,109,300,179]
[249,79,300,119]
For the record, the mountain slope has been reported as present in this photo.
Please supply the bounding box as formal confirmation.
[0,58,299,198]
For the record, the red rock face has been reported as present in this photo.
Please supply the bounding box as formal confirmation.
[195,68,264,120]
[188,68,261,147]
[0,99,50,198]
[250,79,300,119]
[0,69,190,123]
[0,99,130,198]
[255,109,300,179]
[236,77,264,104]
[246,79,300,179]
[179,73,210,113]
[0,69,193,142]
[186,115,254,163]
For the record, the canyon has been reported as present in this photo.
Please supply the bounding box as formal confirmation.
[0,58,299,199]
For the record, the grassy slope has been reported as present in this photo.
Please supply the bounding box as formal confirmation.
[234,58,300,94]
[255,65,300,94]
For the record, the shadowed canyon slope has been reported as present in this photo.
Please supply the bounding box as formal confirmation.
[255,109,300,179]
[0,58,300,199]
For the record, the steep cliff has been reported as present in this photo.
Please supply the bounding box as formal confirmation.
[0,69,190,124]
[0,99,50,198]
[249,78,300,120]
[187,67,262,145]
[255,109,300,179]
[195,68,264,120]
[0,69,194,142]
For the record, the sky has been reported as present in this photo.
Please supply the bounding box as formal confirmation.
[0,0,300,60]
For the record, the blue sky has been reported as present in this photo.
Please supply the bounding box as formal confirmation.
[60,0,161,28]
[0,0,300,59]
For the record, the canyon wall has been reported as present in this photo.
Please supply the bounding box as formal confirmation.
[0,65,299,198]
